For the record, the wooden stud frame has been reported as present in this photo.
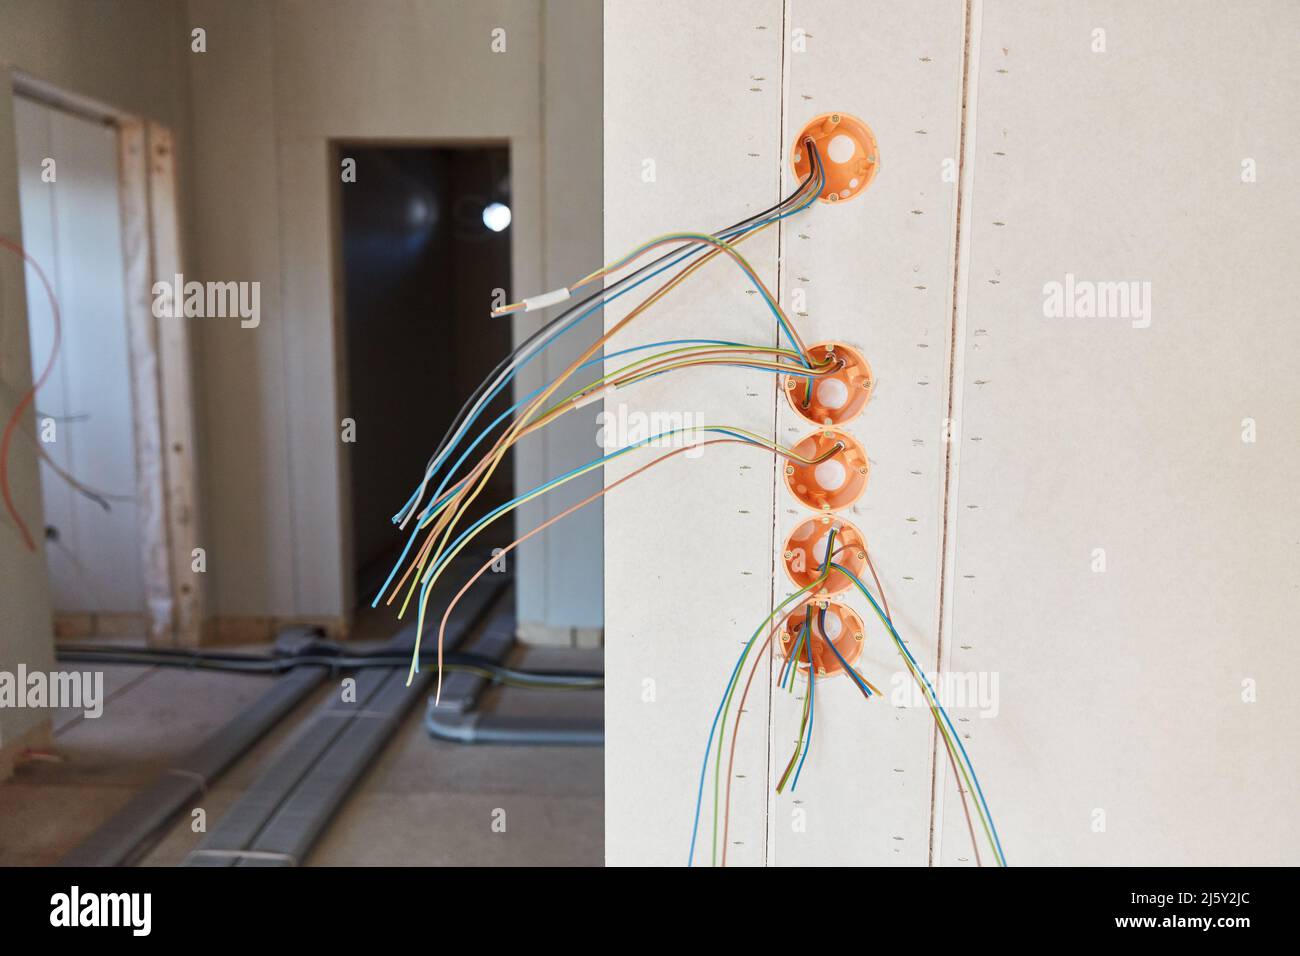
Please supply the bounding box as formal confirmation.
[11,70,202,647]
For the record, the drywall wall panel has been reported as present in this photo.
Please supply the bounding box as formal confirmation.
[769,0,966,867]
[0,76,56,759]
[603,0,786,866]
[939,1,1300,865]
[519,0,605,637]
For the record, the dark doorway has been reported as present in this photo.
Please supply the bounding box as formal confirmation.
[337,144,514,607]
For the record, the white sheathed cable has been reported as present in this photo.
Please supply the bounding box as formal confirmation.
[521,287,572,312]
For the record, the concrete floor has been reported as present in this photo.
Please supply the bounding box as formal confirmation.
[0,631,603,866]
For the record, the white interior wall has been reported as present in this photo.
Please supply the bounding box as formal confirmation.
[937,0,1300,866]
[185,0,603,635]
[604,0,1300,866]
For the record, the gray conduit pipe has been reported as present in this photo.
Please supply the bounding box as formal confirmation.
[424,706,602,746]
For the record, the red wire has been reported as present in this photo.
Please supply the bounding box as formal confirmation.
[0,237,62,551]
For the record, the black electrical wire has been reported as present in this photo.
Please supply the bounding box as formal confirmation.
[55,645,603,689]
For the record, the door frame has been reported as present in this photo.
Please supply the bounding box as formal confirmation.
[326,136,516,622]
[6,68,202,647]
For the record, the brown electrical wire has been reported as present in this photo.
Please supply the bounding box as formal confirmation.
[428,436,844,660]
[0,237,62,551]
[719,542,854,867]
[522,348,837,434]
[721,629,777,868]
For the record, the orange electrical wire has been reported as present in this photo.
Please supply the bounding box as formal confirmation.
[427,435,844,661]
[523,348,837,431]
[396,210,823,696]
[0,238,61,552]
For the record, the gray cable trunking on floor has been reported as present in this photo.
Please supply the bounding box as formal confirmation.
[182,561,508,866]
[60,664,327,867]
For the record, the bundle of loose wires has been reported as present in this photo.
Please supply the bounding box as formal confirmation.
[374,140,831,702]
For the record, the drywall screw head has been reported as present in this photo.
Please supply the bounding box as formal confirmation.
[784,464,795,476]
[786,378,797,389]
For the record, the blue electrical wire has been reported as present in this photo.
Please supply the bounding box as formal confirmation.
[392,149,825,532]
[371,338,754,607]
[377,418,787,616]
[817,604,874,699]
[413,425,777,603]
[790,624,816,790]
[390,338,747,522]
[414,343,815,526]
[779,614,809,690]
[830,561,1007,867]
[686,583,817,867]
[687,631,758,868]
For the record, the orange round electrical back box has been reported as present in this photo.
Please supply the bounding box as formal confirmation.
[791,112,880,203]
[785,342,873,426]
[783,516,868,596]
[780,601,866,678]
[784,428,869,511]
